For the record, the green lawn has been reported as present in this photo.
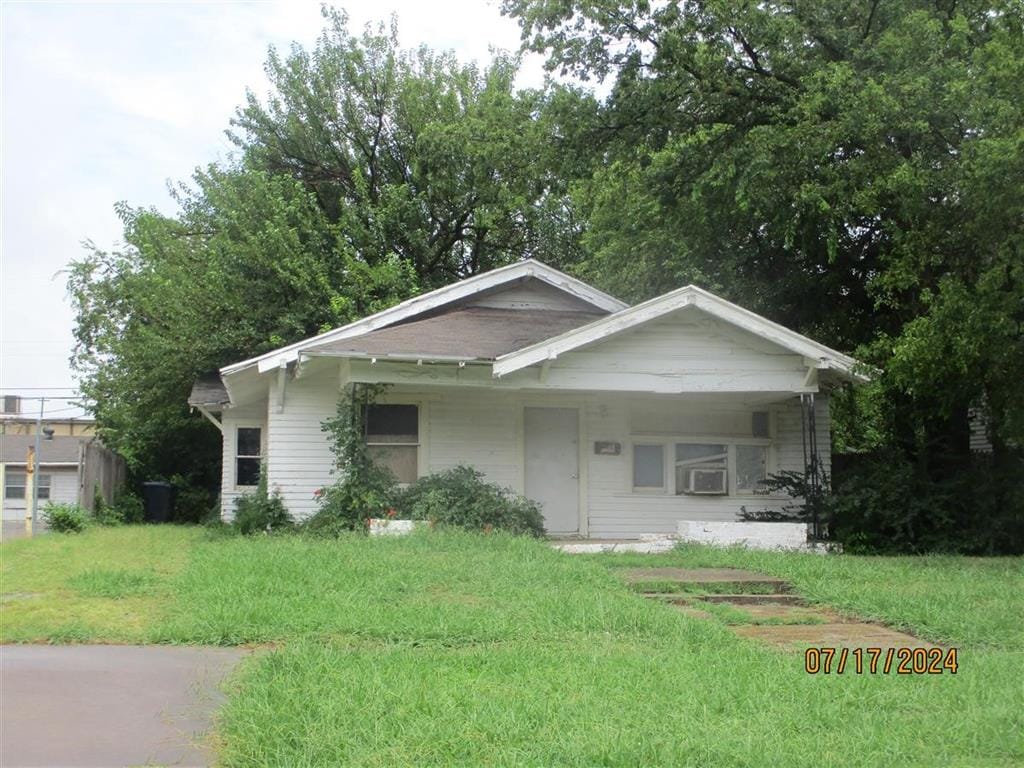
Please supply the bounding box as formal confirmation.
[2,527,1022,766]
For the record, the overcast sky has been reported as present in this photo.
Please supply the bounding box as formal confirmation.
[0,0,548,418]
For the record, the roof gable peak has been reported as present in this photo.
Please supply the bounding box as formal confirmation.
[222,259,626,376]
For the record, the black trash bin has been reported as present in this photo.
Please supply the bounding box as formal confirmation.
[141,481,174,523]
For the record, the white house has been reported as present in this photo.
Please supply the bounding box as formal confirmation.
[191,260,866,538]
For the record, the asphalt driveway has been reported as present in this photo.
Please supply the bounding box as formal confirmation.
[0,644,245,767]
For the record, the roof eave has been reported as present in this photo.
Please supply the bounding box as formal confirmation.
[493,285,870,383]
[221,260,627,378]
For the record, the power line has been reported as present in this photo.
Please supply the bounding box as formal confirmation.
[0,387,80,391]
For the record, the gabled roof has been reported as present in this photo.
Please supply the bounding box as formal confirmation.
[492,285,868,382]
[222,260,627,376]
[308,307,605,362]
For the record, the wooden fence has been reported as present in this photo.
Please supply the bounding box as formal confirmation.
[78,440,126,511]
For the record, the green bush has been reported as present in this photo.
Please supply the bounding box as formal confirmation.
[396,465,545,537]
[232,471,292,535]
[304,385,398,535]
[111,490,145,524]
[830,450,1024,555]
[170,474,215,524]
[43,502,91,533]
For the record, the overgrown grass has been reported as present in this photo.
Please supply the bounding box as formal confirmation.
[154,531,685,645]
[593,544,1024,651]
[2,529,1022,766]
[0,526,200,643]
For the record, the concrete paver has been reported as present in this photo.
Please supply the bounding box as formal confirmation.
[1,644,245,768]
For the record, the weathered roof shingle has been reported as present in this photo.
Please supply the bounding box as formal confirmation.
[188,375,230,407]
[314,307,605,361]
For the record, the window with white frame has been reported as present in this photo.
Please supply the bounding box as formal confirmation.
[365,404,419,484]
[675,443,728,495]
[4,472,26,500]
[630,440,771,496]
[3,472,50,500]
[735,444,769,494]
[236,427,262,487]
[632,444,665,490]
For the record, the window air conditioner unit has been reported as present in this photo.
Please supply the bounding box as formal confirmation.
[683,468,728,495]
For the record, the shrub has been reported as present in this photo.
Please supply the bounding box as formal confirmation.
[829,451,1024,555]
[111,490,145,524]
[43,502,91,533]
[396,465,546,537]
[738,467,831,538]
[170,474,215,524]
[232,470,292,535]
[304,384,398,535]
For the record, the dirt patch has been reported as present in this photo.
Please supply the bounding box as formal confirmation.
[733,622,940,650]
[0,592,41,603]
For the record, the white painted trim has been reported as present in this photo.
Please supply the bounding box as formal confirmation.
[493,285,869,382]
[221,260,626,377]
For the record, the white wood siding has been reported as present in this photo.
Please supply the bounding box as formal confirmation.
[534,310,810,393]
[1,467,79,520]
[465,277,602,313]
[246,364,831,537]
[584,395,829,538]
[425,389,521,490]
[262,374,334,521]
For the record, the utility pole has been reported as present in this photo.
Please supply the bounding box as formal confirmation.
[30,397,45,531]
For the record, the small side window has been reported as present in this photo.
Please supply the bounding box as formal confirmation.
[236,427,262,487]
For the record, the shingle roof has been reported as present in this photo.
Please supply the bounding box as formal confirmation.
[0,434,86,465]
[311,307,606,361]
[189,374,230,407]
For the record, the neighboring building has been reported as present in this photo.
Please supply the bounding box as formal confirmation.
[0,421,124,524]
[1,435,83,520]
[192,260,866,537]
[0,397,96,437]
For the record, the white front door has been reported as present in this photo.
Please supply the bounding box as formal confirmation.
[524,407,579,535]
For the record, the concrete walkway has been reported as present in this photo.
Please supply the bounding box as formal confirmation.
[1,644,245,767]
[622,567,937,651]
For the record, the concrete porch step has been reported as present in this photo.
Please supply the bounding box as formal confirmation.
[620,567,793,594]
[696,593,807,606]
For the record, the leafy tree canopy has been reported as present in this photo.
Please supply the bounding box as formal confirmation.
[503,0,1024,457]
[69,9,577,485]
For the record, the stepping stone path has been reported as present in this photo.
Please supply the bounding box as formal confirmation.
[621,567,938,650]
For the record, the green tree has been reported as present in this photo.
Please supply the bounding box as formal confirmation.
[232,8,582,284]
[68,10,572,489]
[505,0,1024,453]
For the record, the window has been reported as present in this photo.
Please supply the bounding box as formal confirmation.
[236,427,262,487]
[736,445,768,494]
[4,472,26,500]
[3,472,48,500]
[365,404,419,484]
[675,444,728,495]
[633,444,665,489]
